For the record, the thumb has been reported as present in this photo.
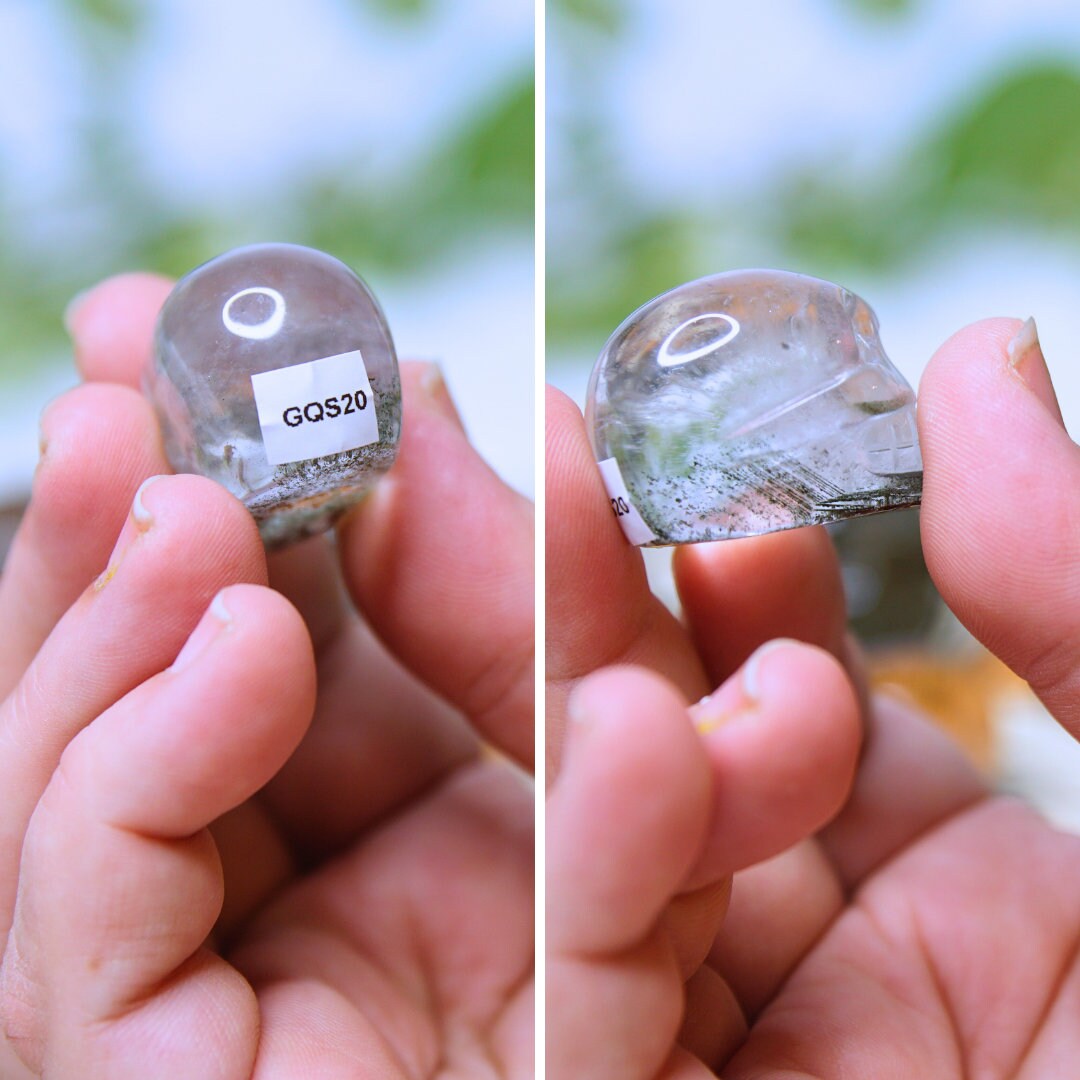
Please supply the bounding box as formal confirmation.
[919,317,1080,735]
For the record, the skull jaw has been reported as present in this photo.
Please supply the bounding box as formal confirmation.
[854,405,923,477]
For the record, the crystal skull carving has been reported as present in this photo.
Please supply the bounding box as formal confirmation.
[586,269,923,545]
[146,243,401,549]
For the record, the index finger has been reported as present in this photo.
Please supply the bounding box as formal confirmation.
[67,272,174,386]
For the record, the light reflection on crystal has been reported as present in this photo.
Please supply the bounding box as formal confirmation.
[222,286,287,341]
[657,313,741,367]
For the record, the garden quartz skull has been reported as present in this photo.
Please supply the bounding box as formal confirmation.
[586,269,923,545]
[146,243,401,550]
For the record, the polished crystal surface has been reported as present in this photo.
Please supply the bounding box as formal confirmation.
[146,243,401,548]
[586,269,922,545]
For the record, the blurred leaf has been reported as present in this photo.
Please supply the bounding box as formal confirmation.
[548,211,702,346]
[0,255,70,382]
[424,71,534,223]
[932,64,1080,224]
[130,218,232,280]
[350,0,434,21]
[59,0,145,40]
[0,4,534,387]
[778,166,933,272]
[834,0,916,18]
[551,0,626,36]
[549,56,1080,351]
[299,181,424,273]
[779,61,1080,271]
[300,68,533,271]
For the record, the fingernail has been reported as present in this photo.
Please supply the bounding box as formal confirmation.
[691,642,799,735]
[419,362,466,431]
[566,682,592,725]
[692,681,751,736]
[692,700,739,736]
[92,476,165,591]
[62,287,93,338]
[691,640,798,733]
[1007,317,1066,427]
[743,638,801,702]
[171,590,233,672]
[131,474,165,528]
[36,393,66,463]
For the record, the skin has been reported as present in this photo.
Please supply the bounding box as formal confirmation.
[547,317,1080,1078]
[0,274,534,1078]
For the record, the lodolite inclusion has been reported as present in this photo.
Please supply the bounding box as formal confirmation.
[586,270,922,546]
[145,243,401,548]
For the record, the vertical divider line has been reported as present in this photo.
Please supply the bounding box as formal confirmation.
[533,0,548,1076]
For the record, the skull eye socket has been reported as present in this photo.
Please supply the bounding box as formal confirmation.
[840,367,910,414]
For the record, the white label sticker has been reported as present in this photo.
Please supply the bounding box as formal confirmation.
[597,457,657,545]
[251,349,379,466]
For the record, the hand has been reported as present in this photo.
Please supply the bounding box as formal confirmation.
[546,317,1080,1077]
[0,275,534,1078]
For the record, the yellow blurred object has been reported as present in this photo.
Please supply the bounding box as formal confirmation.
[869,647,1032,773]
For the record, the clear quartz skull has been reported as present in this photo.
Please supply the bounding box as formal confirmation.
[146,243,401,548]
[586,269,922,546]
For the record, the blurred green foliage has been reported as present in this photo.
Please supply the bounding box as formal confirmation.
[0,0,533,383]
[303,72,534,269]
[780,65,1080,274]
[836,0,916,18]
[59,0,144,38]
[549,0,626,36]
[548,6,1080,352]
[358,0,434,19]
